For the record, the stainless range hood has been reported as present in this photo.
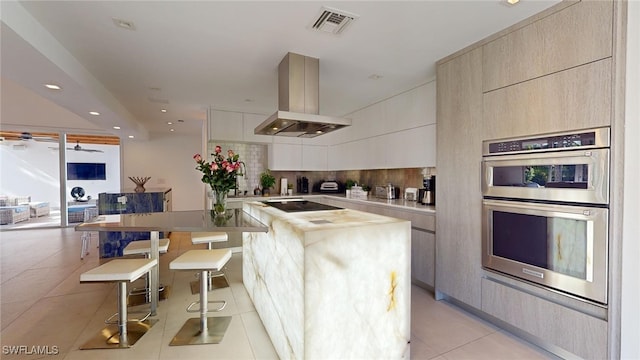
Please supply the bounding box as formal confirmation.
[255,52,351,138]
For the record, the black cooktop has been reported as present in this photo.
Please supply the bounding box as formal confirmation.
[264,200,342,213]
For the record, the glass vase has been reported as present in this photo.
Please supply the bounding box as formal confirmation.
[212,190,228,216]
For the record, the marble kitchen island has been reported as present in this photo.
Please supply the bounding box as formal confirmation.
[242,200,411,359]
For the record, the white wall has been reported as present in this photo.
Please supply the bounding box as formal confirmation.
[0,139,120,206]
[621,1,640,358]
[121,132,203,211]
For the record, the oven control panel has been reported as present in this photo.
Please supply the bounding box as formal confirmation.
[483,127,609,155]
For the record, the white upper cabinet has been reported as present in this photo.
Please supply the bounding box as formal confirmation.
[268,143,302,170]
[243,113,272,143]
[386,83,436,129]
[209,81,436,170]
[301,145,328,171]
[327,82,437,170]
[209,110,243,142]
[208,110,272,143]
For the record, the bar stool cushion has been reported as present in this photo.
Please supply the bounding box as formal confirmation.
[170,249,231,271]
[191,232,228,245]
[123,238,171,256]
[80,259,157,282]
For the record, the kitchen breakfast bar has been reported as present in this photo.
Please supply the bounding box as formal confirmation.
[76,201,412,358]
[243,200,411,359]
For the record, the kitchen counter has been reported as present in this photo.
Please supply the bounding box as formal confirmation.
[242,200,411,359]
[228,193,436,214]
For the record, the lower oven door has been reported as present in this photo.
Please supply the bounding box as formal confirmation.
[482,199,608,304]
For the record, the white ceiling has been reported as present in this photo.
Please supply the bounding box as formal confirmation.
[1,1,561,139]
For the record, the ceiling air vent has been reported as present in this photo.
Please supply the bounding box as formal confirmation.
[311,6,359,35]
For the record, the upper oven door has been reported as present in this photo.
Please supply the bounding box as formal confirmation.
[482,148,609,204]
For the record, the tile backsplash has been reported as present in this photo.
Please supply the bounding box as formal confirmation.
[272,168,436,196]
[207,141,435,197]
[207,141,267,195]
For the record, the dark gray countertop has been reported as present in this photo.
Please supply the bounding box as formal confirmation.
[75,208,267,233]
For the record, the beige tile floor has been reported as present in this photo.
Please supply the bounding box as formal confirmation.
[0,228,555,359]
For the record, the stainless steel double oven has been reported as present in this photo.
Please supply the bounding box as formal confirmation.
[481,127,610,304]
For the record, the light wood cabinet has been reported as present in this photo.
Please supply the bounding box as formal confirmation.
[411,229,435,288]
[482,0,613,92]
[435,47,484,309]
[481,278,608,360]
[482,59,612,140]
[313,196,436,289]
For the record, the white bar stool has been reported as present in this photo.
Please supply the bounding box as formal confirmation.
[169,249,232,346]
[79,258,158,349]
[190,232,229,293]
[123,238,171,305]
[80,207,99,259]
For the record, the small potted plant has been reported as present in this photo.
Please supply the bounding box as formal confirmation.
[345,179,356,198]
[259,169,276,196]
[287,183,294,196]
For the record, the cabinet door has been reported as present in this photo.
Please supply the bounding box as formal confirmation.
[483,59,612,140]
[436,47,484,308]
[482,278,607,359]
[268,143,302,170]
[483,0,613,92]
[209,110,243,141]
[301,145,328,171]
[384,125,435,168]
[243,113,272,143]
[411,229,435,288]
[386,83,435,129]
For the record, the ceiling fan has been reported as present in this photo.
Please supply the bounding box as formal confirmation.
[19,132,58,142]
[67,141,103,153]
[49,141,104,153]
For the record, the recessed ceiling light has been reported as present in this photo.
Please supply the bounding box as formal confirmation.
[161,109,167,113]
[170,129,175,132]
[89,111,100,116]
[44,84,61,90]
[128,135,135,139]
[112,18,136,31]
[113,126,121,130]
[167,121,173,125]
[506,0,520,4]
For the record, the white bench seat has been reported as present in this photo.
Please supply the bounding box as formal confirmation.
[170,249,231,271]
[191,232,228,245]
[123,238,171,256]
[80,258,157,283]
[79,258,158,349]
[168,248,233,346]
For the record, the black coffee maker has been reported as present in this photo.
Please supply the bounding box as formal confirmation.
[297,176,309,193]
[419,175,435,205]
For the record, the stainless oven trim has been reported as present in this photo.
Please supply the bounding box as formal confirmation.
[482,148,610,204]
[482,127,610,156]
[482,199,609,304]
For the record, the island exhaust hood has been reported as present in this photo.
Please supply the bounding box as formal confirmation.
[254,52,351,138]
